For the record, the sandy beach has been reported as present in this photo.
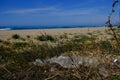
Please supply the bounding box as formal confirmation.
[0,27,107,40]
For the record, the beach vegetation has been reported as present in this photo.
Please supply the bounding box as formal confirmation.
[27,35,30,38]
[87,32,93,35]
[73,35,95,42]
[59,33,68,39]
[0,39,3,43]
[37,34,55,42]
[3,41,10,45]
[12,34,20,39]
[100,40,113,54]
[0,28,120,80]
[46,35,55,41]
[13,42,29,48]
[20,37,26,41]
[112,75,120,80]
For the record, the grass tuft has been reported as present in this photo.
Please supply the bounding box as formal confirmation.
[12,34,20,39]
[37,34,55,42]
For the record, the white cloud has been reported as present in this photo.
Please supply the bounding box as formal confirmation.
[3,7,57,14]
[3,7,102,16]
[50,8,99,16]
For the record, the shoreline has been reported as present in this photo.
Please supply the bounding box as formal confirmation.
[0,26,107,30]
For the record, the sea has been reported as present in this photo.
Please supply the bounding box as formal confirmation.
[0,25,104,30]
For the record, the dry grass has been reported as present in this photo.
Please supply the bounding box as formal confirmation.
[0,28,120,80]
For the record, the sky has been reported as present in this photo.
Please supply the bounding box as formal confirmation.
[0,0,119,26]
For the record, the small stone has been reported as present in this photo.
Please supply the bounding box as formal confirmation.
[35,59,43,64]
[99,67,109,78]
[0,55,2,60]
[89,53,94,57]
[50,67,55,72]
[31,59,43,65]
[113,59,118,63]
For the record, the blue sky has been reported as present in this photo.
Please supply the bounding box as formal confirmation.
[0,0,119,26]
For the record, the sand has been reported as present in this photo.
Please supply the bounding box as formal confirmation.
[0,27,107,40]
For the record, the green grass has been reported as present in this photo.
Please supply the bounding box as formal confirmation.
[14,42,29,48]
[100,40,113,53]
[73,35,95,42]
[112,75,120,80]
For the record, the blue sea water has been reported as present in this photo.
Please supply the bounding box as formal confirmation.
[0,25,104,30]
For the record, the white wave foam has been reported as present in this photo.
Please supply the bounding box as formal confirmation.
[0,28,11,30]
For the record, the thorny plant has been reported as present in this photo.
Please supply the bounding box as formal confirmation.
[106,0,120,53]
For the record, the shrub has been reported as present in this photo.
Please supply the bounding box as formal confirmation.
[12,34,20,39]
[37,35,45,41]
[0,39,3,43]
[27,35,30,38]
[37,34,55,42]
[46,35,55,41]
